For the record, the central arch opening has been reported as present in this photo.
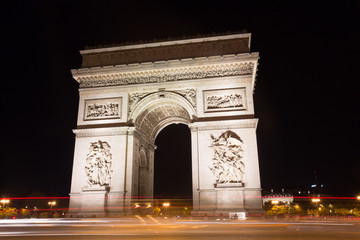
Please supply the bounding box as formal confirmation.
[154,123,192,201]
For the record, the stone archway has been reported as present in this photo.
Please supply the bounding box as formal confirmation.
[153,123,192,199]
[69,33,264,216]
[127,92,195,202]
[130,91,195,142]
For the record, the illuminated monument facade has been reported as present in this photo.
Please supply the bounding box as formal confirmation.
[69,33,263,216]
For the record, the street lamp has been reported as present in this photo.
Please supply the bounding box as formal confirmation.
[312,198,320,207]
[0,199,10,208]
[48,201,56,210]
[163,202,170,216]
[48,201,56,217]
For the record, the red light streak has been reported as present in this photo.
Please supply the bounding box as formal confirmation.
[4,196,359,200]
[7,197,70,200]
[264,196,358,200]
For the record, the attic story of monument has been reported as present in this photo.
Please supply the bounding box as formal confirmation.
[69,33,263,216]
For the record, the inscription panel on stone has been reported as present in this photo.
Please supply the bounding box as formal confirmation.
[203,88,246,113]
[84,97,122,120]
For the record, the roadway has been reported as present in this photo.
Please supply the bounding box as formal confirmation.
[0,216,359,239]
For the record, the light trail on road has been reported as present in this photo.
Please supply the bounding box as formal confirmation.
[0,218,359,240]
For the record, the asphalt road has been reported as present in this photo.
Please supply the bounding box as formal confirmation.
[0,217,359,240]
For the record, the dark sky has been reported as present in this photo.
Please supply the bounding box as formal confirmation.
[1,1,359,198]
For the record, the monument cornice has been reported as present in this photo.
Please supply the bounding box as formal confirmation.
[81,33,252,54]
[72,54,258,88]
[73,53,258,75]
[79,34,251,68]
[189,119,259,131]
[73,127,131,137]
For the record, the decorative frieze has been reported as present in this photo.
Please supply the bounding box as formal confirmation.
[77,62,254,88]
[84,98,122,120]
[73,127,130,137]
[203,88,246,112]
[189,119,258,132]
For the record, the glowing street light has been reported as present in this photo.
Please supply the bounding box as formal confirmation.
[312,198,320,207]
[48,201,56,210]
[357,196,360,200]
[0,199,10,208]
[163,202,170,215]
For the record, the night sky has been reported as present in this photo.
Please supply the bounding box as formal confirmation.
[1,1,359,198]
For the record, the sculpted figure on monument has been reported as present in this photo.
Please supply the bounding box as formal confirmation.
[86,102,119,118]
[85,140,113,187]
[183,88,196,108]
[209,131,245,184]
[129,88,196,111]
[207,93,243,109]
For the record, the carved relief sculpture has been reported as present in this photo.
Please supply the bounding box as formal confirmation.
[209,131,245,184]
[207,94,243,109]
[129,92,149,111]
[85,140,113,187]
[129,89,196,111]
[177,88,196,109]
[84,98,122,120]
[204,88,246,112]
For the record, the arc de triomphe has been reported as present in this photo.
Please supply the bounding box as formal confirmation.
[69,33,263,216]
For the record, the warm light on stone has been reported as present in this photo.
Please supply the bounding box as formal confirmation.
[68,33,263,216]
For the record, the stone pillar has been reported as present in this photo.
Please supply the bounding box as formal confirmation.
[147,146,155,197]
[68,127,131,216]
[121,127,135,213]
[189,125,200,213]
[189,119,262,216]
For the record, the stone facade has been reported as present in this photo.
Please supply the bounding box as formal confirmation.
[69,33,263,217]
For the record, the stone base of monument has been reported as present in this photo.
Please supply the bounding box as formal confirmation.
[68,190,129,217]
[80,189,109,217]
[214,186,246,215]
[192,187,264,217]
[68,188,109,217]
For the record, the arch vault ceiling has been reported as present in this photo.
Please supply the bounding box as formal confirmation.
[134,103,190,141]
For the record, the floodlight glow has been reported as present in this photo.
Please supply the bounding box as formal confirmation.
[0,199,10,204]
